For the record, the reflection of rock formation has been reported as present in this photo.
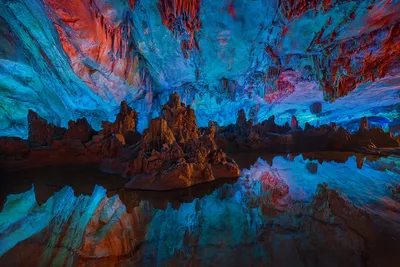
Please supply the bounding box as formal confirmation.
[2,158,400,266]
[0,186,146,266]
[306,162,318,174]
[144,175,400,266]
[110,178,237,211]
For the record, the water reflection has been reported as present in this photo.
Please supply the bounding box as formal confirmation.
[109,177,238,211]
[0,153,399,266]
[112,153,400,210]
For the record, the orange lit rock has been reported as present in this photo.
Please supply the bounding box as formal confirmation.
[124,93,240,190]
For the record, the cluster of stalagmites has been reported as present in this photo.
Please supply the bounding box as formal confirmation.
[0,93,240,190]
[0,100,139,160]
[212,109,400,153]
[124,93,240,190]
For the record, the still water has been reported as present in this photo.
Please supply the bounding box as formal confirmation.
[1,152,399,266]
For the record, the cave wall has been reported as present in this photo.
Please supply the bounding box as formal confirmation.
[0,0,399,137]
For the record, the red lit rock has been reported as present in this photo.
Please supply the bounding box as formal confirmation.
[260,171,289,203]
[0,137,30,159]
[157,0,202,57]
[86,136,123,157]
[279,0,322,20]
[322,23,400,101]
[64,118,94,142]
[52,139,87,155]
[291,115,298,129]
[28,110,66,146]
[228,1,237,20]
[43,0,155,98]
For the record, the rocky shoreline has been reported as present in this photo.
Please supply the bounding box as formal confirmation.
[1,93,399,191]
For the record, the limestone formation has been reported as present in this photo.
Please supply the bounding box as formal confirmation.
[97,101,140,146]
[213,112,399,153]
[28,110,66,146]
[162,92,199,143]
[0,137,30,159]
[124,93,240,190]
[115,101,139,139]
[64,118,94,142]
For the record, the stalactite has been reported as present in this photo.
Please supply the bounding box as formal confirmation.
[157,0,202,58]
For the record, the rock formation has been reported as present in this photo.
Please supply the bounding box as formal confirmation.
[85,101,141,156]
[0,137,30,159]
[213,110,399,153]
[64,118,94,142]
[290,115,298,129]
[352,117,399,148]
[28,110,66,146]
[162,92,200,143]
[98,101,141,146]
[114,101,140,145]
[124,93,240,190]
[16,101,142,158]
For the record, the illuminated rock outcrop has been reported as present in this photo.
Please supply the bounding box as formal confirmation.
[124,93,240,190]
[214,110,399,152]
